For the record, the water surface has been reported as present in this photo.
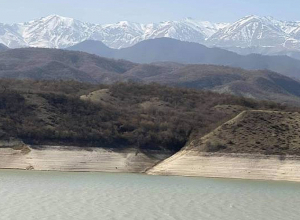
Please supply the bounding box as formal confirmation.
[0,170,300,220]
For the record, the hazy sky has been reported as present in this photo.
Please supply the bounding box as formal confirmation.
[0,0,299,24]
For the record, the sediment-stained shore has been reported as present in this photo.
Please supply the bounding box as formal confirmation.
[3,109,300,182]
[2,144,300,182]
[147,150,300,182]
[146,110,300,182]
[0,145,171,173]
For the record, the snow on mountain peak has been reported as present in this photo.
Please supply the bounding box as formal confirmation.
[0,15,228,49]
[42,14,72,21]
[18,15,94,48]
[207,15,296,49]
[1,14,300,54]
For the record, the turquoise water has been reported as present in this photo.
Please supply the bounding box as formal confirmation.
[0,170,300,220]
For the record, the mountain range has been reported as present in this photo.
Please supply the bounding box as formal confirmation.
[68,38,300,79]
[0,43,8,52]
[1,15,300,58]
[0,15,226,49]
[1,47,300,105]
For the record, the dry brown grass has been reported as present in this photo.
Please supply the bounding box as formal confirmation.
[194,110,300,155]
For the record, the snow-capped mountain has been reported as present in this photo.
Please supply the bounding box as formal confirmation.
[1,14,300,58]
[208,15,300,53]
[287,23,300,40]
[20,15,97,48]
[0,15,227,49]
[0,23,26,48]
[0,15,97,48]
[143,18,228,45]
[95,21,145,48]
[208,16,287,47]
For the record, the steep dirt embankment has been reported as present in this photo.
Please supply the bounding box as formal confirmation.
[0,143,171,173]
[147,111,300,182]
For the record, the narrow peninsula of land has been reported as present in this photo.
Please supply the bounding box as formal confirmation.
[147,110,300,182]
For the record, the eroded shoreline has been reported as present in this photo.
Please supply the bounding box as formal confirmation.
[147,151,300,182]
[2,145,300,183]
[0,145,172,173]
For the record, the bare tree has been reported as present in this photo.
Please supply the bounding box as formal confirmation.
[1,85,7,93]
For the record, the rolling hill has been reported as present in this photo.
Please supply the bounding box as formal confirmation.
[0,48,135,83]
[68,38,300,79]
[1,48,300,105]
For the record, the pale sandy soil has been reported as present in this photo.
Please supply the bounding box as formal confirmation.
[2,143,300,182]
[0,145,171,173]
[147,151,300,182]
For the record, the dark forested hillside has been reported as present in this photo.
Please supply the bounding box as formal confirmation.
[0,80,296,152]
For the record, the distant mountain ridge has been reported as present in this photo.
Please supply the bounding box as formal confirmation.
[2,14,300,58]
[207,15,300,58]
[0,43,8,52]
[68,38,300,80]
[0,15,226,49]
[1,47,300,105]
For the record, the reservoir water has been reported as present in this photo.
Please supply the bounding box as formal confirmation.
[0,170,300,220]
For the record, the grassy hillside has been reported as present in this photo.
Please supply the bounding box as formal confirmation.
[0,80,295,152]
[191,110,300,155]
